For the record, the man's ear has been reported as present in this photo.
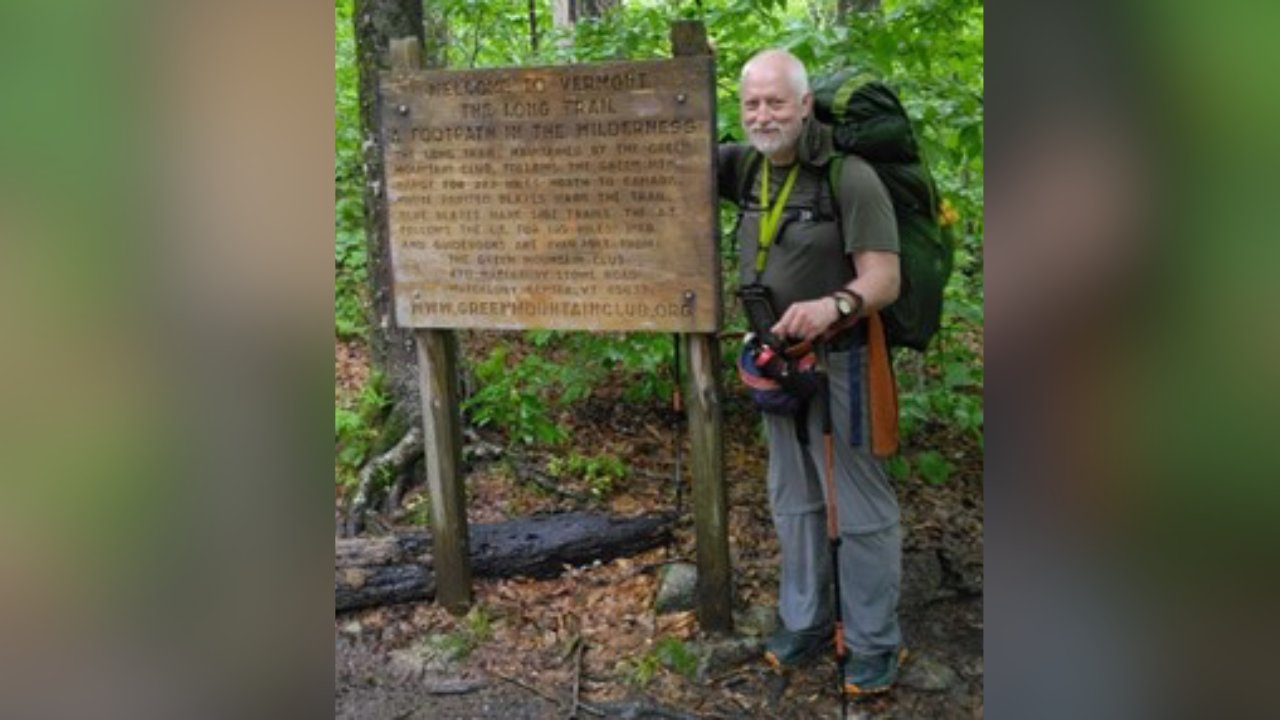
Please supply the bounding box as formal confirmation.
[801,92,814,117]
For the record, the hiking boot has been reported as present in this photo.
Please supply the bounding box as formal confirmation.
[843,647,908,696]
[763,624,832,672]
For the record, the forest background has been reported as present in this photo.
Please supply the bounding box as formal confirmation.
[334,0,985,489]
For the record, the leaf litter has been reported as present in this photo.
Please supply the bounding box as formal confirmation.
[336,333,983,719]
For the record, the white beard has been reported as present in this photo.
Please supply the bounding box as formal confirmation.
[746,118,804,158]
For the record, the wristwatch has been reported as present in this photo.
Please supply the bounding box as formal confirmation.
[832,290,860,320]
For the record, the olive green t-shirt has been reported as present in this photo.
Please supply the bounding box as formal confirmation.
[718,119,898,316]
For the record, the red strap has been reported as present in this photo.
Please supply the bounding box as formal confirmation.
[783,314,861,359]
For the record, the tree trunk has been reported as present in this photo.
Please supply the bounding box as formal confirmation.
[553,0,576,29]
[353,0,429,421]
[553,0,619,28]
[528,0,539,53]
[336,512,675,612]
[578,0,619,18]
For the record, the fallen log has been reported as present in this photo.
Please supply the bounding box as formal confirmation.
[336,512,675,613]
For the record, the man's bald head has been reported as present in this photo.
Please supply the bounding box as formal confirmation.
[739,49,812,163]
[741,49,810,100]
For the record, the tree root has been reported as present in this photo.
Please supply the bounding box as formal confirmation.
[344,425,422,537]
[570,637,586,718]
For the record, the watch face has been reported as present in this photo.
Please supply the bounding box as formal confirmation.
[836,296,853,316]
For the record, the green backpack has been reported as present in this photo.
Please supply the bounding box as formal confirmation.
[739,71,956,351]
[815,70,956,351]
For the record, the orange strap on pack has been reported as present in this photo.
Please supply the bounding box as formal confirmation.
[782,311,898,458]
[867,311,899,458]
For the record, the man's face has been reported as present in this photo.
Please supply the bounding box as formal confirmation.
[740,63,811,158]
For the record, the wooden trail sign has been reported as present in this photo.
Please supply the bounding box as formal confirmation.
[376,26,727,627]
[379,57,720,333]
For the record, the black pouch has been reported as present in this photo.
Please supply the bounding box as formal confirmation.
[736,283,784,351]
[735,287,823,417]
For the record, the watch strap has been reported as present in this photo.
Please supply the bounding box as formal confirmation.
[832,288,864,317]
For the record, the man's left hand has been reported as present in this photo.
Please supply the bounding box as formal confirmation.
[771,298,838,343]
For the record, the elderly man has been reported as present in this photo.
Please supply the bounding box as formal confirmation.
[718,48,905,695]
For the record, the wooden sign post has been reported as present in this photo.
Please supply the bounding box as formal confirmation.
[379,23,731,630]
[671,20,732,634]
[389,38,473,614]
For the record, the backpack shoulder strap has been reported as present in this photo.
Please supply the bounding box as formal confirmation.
[827,154,846,225]
[737,148,764,206]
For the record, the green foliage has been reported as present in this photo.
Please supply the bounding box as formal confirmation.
[335,371,391,487]
[336,221,368,339]
[622,650,662,687]
[465,603,495,641]
[622,635,698,686]
[464,344,574,446]
[336,0,368,339]
[892,342,983,485]
[333,0,984,470]
[435,0,545,68]
[653,635,700,678]
[334,408,363,470]
[555,3,672,63]
[335,0,360,193]
[465,332,678,446]
[914,449,955,485]
[584,332,677,403]
[423,630,473,664]
[402,491,431,526]
[546,450,630,499]
[423,605,495,663]
[893,250,984,485]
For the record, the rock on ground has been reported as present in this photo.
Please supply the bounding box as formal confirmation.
[654,562,698,614]
[900,652,962,692]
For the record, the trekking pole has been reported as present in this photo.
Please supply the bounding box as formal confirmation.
[817,342,848,720]
[671,333,684,516]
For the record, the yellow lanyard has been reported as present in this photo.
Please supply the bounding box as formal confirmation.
[755,162,800,274]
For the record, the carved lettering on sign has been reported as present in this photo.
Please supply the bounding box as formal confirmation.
[380,58,719,332]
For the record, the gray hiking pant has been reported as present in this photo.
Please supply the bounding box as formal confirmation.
[762,347,903,656]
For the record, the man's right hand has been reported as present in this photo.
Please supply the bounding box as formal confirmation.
[771,297,841,343]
